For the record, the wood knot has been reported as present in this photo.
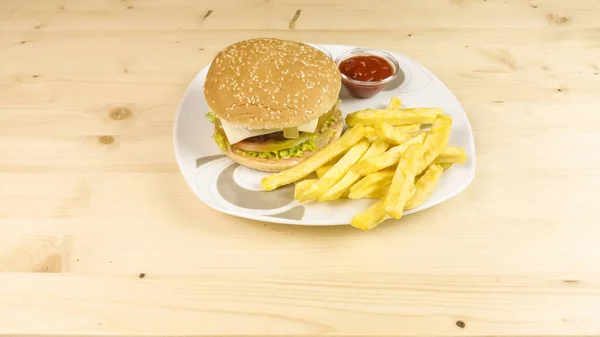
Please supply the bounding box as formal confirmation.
[546,13,569,27]
[98,135,114,145]
[108,106,132,120]
[35,253,63,273]
[139,273,146,279]
[289,9,302,29]
[202,9,213,20]
[456,320,466,329]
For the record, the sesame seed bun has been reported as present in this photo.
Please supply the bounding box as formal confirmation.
[204,38,341,130]
[220,106,343,173]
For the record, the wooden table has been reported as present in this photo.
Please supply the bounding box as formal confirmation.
[2,0,600,336]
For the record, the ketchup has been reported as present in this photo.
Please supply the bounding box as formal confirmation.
[339,55,394,82]
[337,54,396,98]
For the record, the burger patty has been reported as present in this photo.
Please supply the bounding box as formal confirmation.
[239,131,288,143]
[231,130,311,151]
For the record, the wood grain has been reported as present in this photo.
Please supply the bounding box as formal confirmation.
[1,0,600,336]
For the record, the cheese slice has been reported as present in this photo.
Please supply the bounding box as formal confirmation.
[220,118,319,144]
[297,118,319,133]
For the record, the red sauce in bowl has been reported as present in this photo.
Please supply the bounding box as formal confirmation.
[339,55,394,82]
[336,52,398,98]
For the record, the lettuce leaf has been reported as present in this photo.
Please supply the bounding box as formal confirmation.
[237,139,319,160]
[212,132,229,152]
[205,111,217,123]
[208,113,336,160]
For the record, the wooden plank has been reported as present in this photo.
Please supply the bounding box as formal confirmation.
[0,134,177,172]
[0,29,599,109]
[2,2,600,32]
[1,69,599,108]
[0,273,599,335]
[1,97,600,172]
[4,0,600,11]
[2,28,598,74]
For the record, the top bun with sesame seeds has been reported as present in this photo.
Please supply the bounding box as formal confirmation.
[204,38,341,129]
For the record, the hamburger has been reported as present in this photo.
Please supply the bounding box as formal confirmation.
[203,38,343,173]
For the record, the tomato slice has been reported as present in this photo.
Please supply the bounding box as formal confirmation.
[233,132,311,152]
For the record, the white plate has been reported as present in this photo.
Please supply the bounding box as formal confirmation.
[173,44,476,226]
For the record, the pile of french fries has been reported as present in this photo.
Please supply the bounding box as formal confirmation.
[261,97,467,231]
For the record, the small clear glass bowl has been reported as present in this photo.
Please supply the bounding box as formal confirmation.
[335,48,400,98]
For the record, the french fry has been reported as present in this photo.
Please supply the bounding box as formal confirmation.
[345,108,443,127]
[315,163,334,178]
[294,179,317,201]
[375,122,421,145]
[405,164,444,210]
[365,124,418,140]
[355,133,426,176]
[302,138,371,200]
[261,124,366,191]
[363,126,377,141]
[349,180,392,200]
[383,143,424,219]
[434,146,466,164]
[416,115,452,175]
[319,139,389,202]
[350,198,388,231]
[348,169,395,200]
[362,185,390,199]
[397,124,422,133]
[346,181,390,200]
[438,163,453,170]
[387,97,403,109]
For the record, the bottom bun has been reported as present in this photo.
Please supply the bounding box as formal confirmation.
[222,109,343,173]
